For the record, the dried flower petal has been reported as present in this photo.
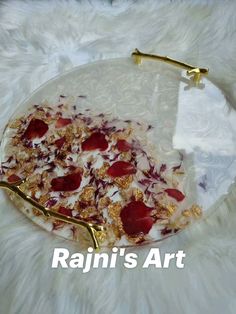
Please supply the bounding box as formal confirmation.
[161,227,172,236]
[107,161,136,177]
[45,198,58,208]
[120,201,153,236]
[54,137,65,149]
[116,139,132,152]
[160,164,166,172]
[164,188,185,202]
[22,119,48,140]
[51,172,82,191]
[81,132,108,151]
[7,174,21,183]
[55,117,72,128]
[58,206,72,217]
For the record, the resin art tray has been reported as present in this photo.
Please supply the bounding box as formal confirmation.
[1,50,236,249]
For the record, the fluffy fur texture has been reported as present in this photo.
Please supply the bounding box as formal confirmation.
[0,1,236,313]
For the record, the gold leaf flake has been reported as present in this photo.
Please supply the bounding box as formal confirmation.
[96,162,110,179]
[166,204,177,217]
[190,205,202,218]
[182,209,192,217]
[9,119,21,129]
[79,186,95,203]
[108,202,122,221]
[32,208,42,217]
[80,206,96,219]
[114,175,133,189]
[98,196,111,210]
[96,230,107,243]
[120,151,132,161]
[132,188,144,201]
[175,171,185,175]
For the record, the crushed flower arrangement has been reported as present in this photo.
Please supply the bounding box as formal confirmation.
[1,99,202,247]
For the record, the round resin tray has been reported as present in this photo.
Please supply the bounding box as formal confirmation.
[1,57,236,248]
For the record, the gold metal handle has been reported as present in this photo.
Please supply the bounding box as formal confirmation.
[132,48,209,84]
[0,180,103,249]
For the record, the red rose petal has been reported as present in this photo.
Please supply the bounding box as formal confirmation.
[58,206,72,217]
[51,172,82,191]
[107,161,136,177]
[54,137,65,149]
[55,118,72,128]
[120,201,153,236]
[22,119,48,140]
[125,217,154,235]
[164,188,185,202]
[116,139,132,152]
[7,174,21,183]
[81,132,108,151]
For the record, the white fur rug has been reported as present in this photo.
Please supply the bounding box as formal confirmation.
[1,1,236,313]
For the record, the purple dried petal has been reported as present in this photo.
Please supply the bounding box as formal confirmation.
[161,227,172,236]
[111,190,119,197]
[199,175,207,191]
[79,202,87,209]
[2,156,14,164]
[179,152,184,161]
[160,164,166,172]
[102,155,110,160]
[147,124,154,131]
[46,198,58,207]
[172,163,182,172]
[138,179,152,186]
[47,162,56,172]
[38,181,44,189]
[24,141,33,148]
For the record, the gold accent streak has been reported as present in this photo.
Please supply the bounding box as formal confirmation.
[132,48,209,84]
[0,180,103,250]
